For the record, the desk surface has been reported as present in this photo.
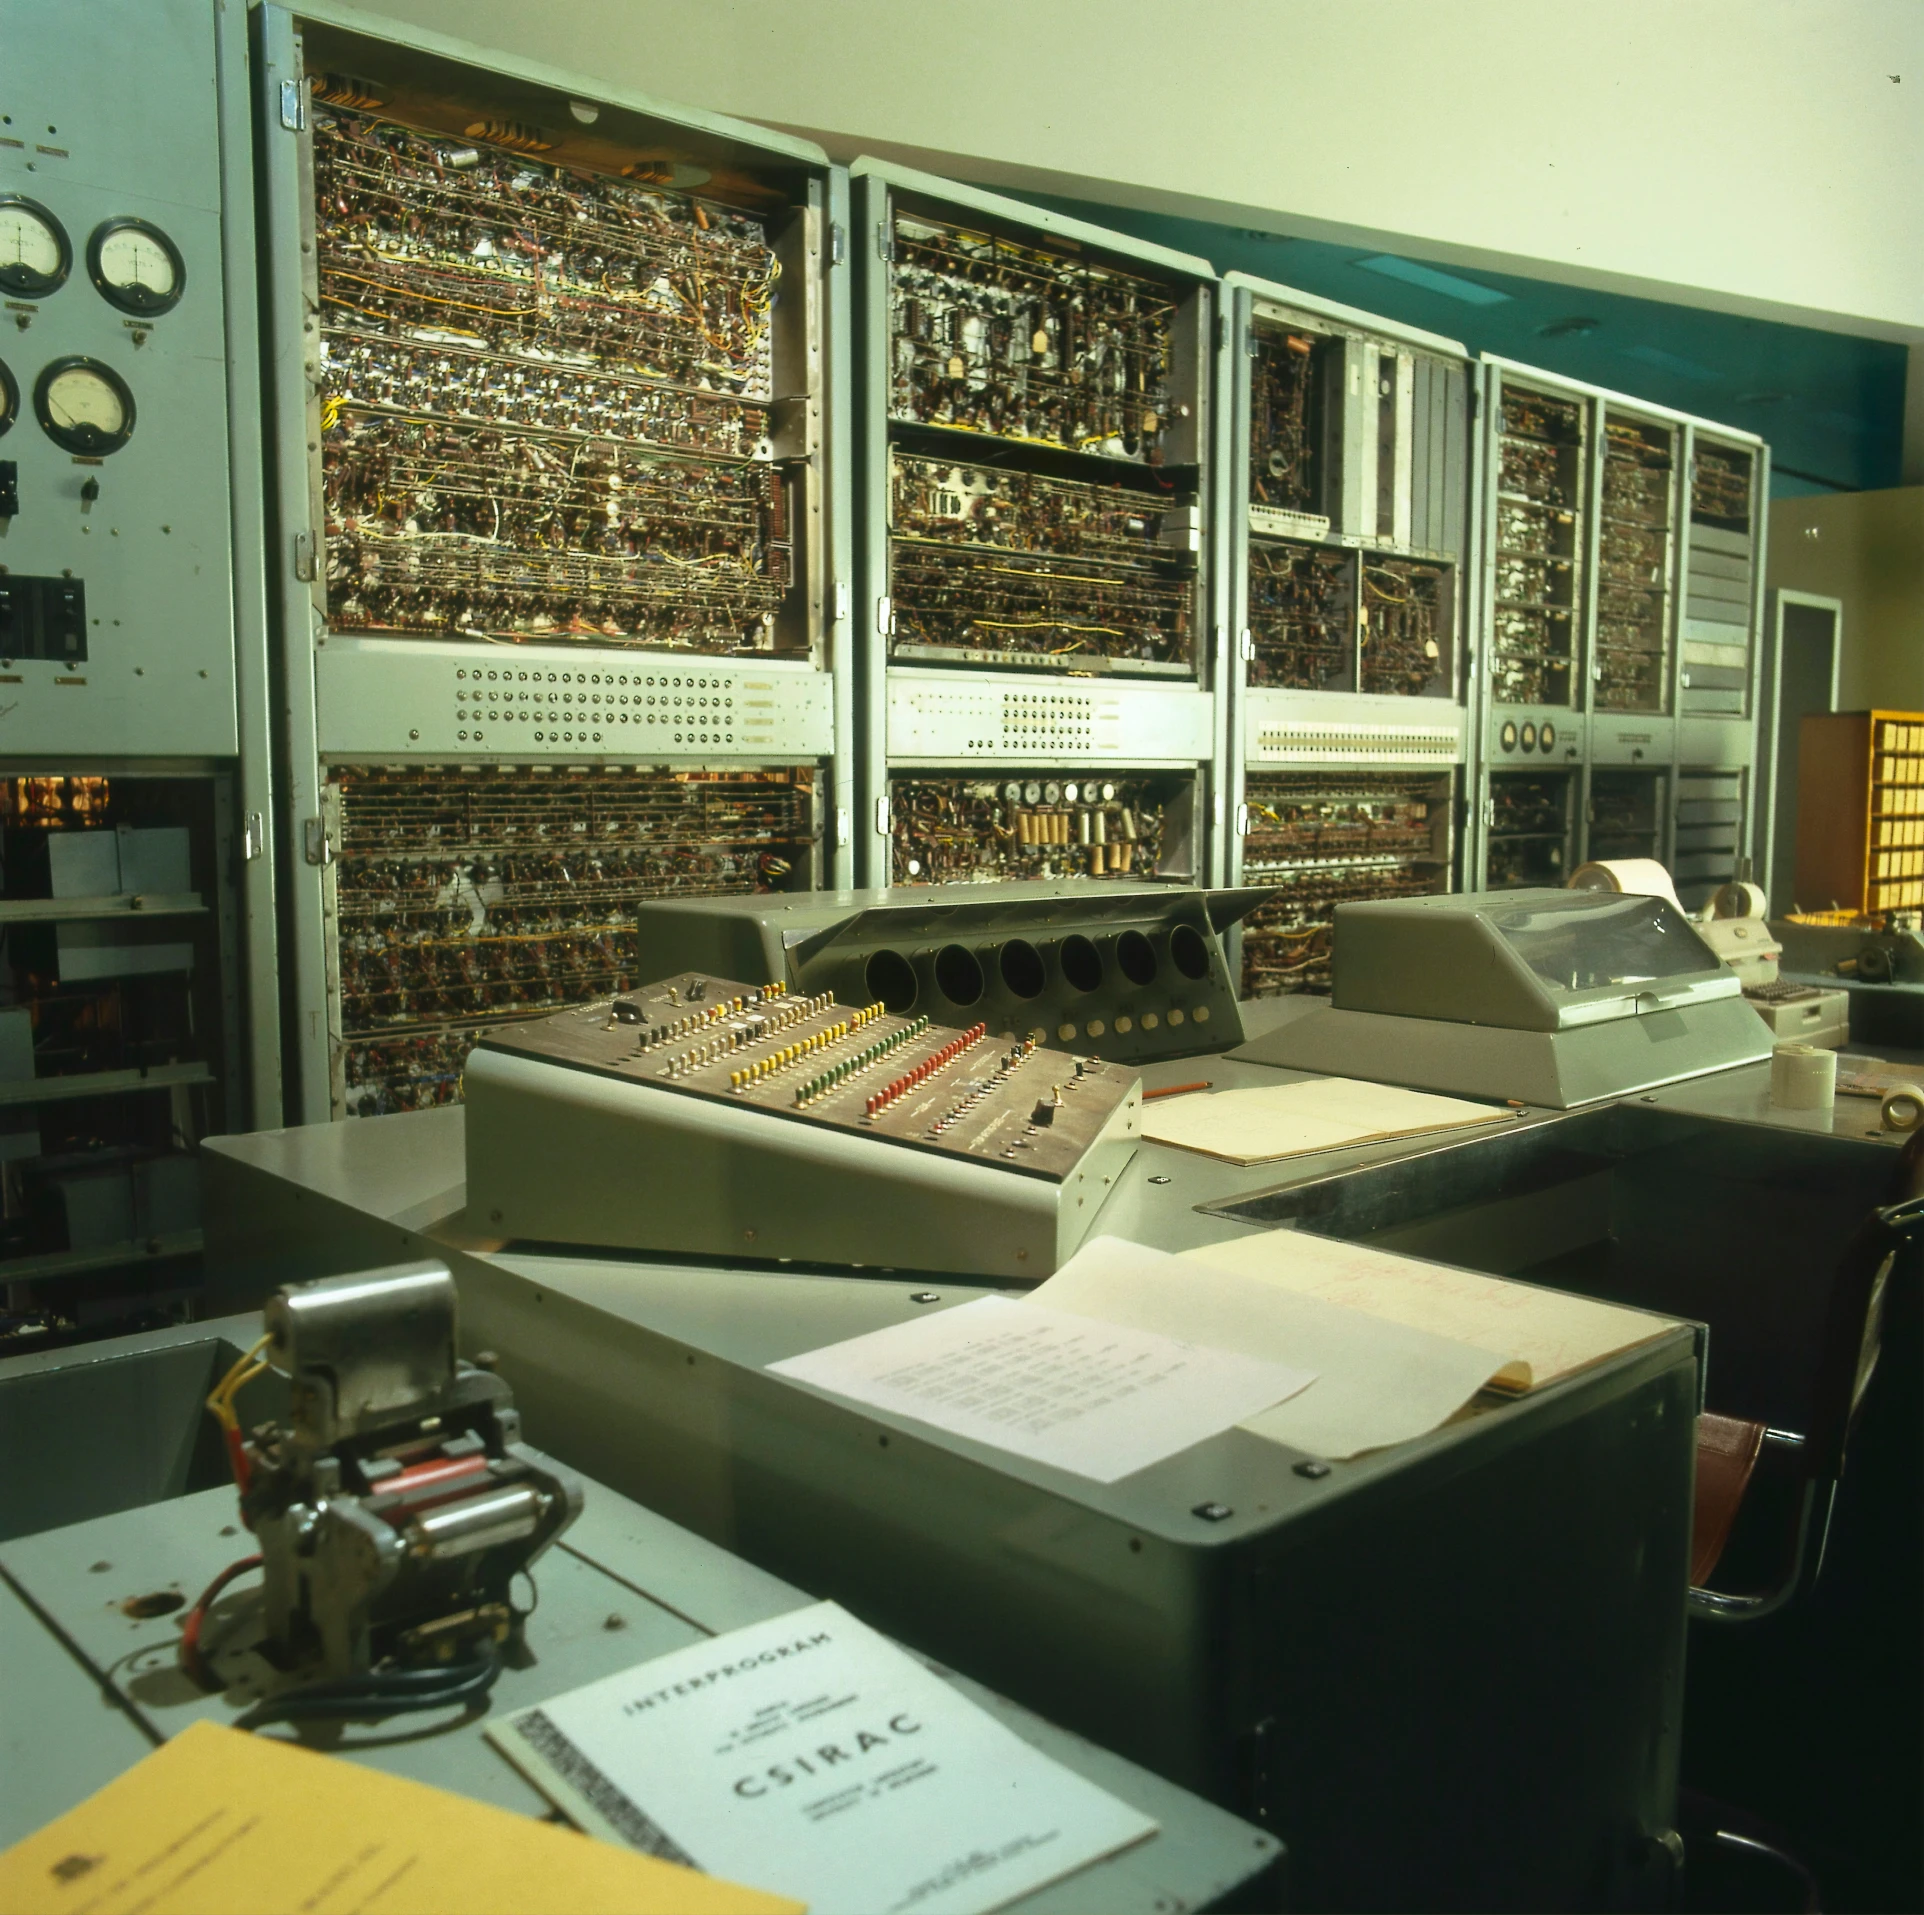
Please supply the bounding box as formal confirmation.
[0,1425,1278,1912]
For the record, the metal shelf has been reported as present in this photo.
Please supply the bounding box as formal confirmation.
[0,1229,204,1286]
[0,1063,212,1108]
[0,893,207,925]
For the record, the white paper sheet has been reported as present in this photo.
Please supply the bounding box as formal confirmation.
[490,1600,1158,1915]
[1179,1230,1676,1390]
[1141,1076,1515,1165]
[1032,1235,1518,1459]
[767,1294,1314,1484]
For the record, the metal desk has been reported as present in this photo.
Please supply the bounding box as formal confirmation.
[0,1316,1279,1913]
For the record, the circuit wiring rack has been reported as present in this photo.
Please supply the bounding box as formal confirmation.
[851,159,1224,891]
[254,3,852,1123]
[1215,272,1477,980]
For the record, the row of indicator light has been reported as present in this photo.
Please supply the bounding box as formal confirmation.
[639,983,785,1051]
[789,1012,929,1104]
[863,1023,989,1119]
[732,1003,887,1092]
[658,990,837,1078]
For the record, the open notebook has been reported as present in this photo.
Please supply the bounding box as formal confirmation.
[1030,1234,1681,1460]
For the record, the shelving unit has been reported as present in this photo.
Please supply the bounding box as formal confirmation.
[1795,711,1924,915]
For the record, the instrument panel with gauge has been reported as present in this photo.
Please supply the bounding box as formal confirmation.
[0,0,241,753]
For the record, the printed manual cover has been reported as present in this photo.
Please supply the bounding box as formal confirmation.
[488,1600,1157,1915]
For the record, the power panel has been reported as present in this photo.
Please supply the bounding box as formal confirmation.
[854,161,1219,888]
[255,5,849,1123]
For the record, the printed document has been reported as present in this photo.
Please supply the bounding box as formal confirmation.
[767,1294,1314,1483]
[1141,1076,1514,1164]
[490,1600,1158,1915]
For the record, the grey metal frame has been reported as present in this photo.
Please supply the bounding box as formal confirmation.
[250,3,853,1122]
[1214,272,1478,908]
[849,160,1224,889]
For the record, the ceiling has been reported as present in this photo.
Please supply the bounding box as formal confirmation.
[1016,194,1907,499]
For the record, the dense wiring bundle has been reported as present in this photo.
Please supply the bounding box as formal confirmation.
[330,766,813,1115]
[889,776,1167,884]
[1238,774,1443,996]
[313,106,792,653]
[889,215,1177,459]
[886,451,1196,673]
[1594,420,1673,713]
[1247,539,1353,690]
[1247,324,1323,515]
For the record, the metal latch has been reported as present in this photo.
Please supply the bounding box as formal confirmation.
[1238,628,1255,663]
[835,806,851,848]
[303,817,334,867]
[876,595,892,636]
[242,811,266,862]
[832,580,850,623]
[1235,802,1250,837]
[293,530,316,581]
[874,796,890,836]
[829,222,846,268]
[875,220,893,263]
[279,78,307,133]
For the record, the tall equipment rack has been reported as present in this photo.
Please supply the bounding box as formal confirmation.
[1472,360,1766,905]
[850,162,1223,919]
[0,0,277,1338]
[1215,273,1477,997]
[253,4,851,1123]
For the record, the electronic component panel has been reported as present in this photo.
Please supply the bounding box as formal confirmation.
[1238,770,1451,996]
[256,8,848,1123]
[1584,767,1668,865]
[887,772,1190,885]
[1595,413,1675,716]
[465,970,1143,1277]
[854,160,1219,888]
[887,450,1197,676]
[1485,768,1577,890]
[1490,383,1585,712]
[323,762,815,1118]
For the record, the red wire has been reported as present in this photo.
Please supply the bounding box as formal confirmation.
[178,1554,263,1692]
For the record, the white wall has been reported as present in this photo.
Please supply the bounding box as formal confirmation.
[362,0,1922,340]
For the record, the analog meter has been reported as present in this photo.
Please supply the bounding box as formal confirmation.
[0,197,71,300]
[87,217,185,315]
[34,357,136,456]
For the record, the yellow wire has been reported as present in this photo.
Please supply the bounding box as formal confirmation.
[206,1333,271,1434]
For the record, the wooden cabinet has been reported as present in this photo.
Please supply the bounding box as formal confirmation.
[1795,711,1924,913]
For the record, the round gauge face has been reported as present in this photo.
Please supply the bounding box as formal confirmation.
[0,197,71,300]
[87,218,185,315]
[1519,722,1538,751]
[0,358,15,438]
[1539,722,1558,753]
[34,357,136,456]
[1500,721,1518,753]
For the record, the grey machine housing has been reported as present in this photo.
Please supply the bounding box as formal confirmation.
[1237,888,1772,1107]
[629,879,1271,1066]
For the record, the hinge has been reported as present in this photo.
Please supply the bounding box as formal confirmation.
[835,805,851,848]
[876,594,892,637]
[876,220,893,263]
[242,811,265,862]
[292,529,316,581]
[279,78,307,133]
[829,222,846,268]
[875,796,890,835]
[832,580,850,623]
[303,817,334,867]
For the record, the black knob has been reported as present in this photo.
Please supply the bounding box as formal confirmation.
[80,476,100,503]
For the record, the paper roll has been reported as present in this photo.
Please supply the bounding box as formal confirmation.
[1711,880,1769,921]
[1880,1082,1924,1133]
[1771,1042,1838,1111]
[1568,858,1684,913]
